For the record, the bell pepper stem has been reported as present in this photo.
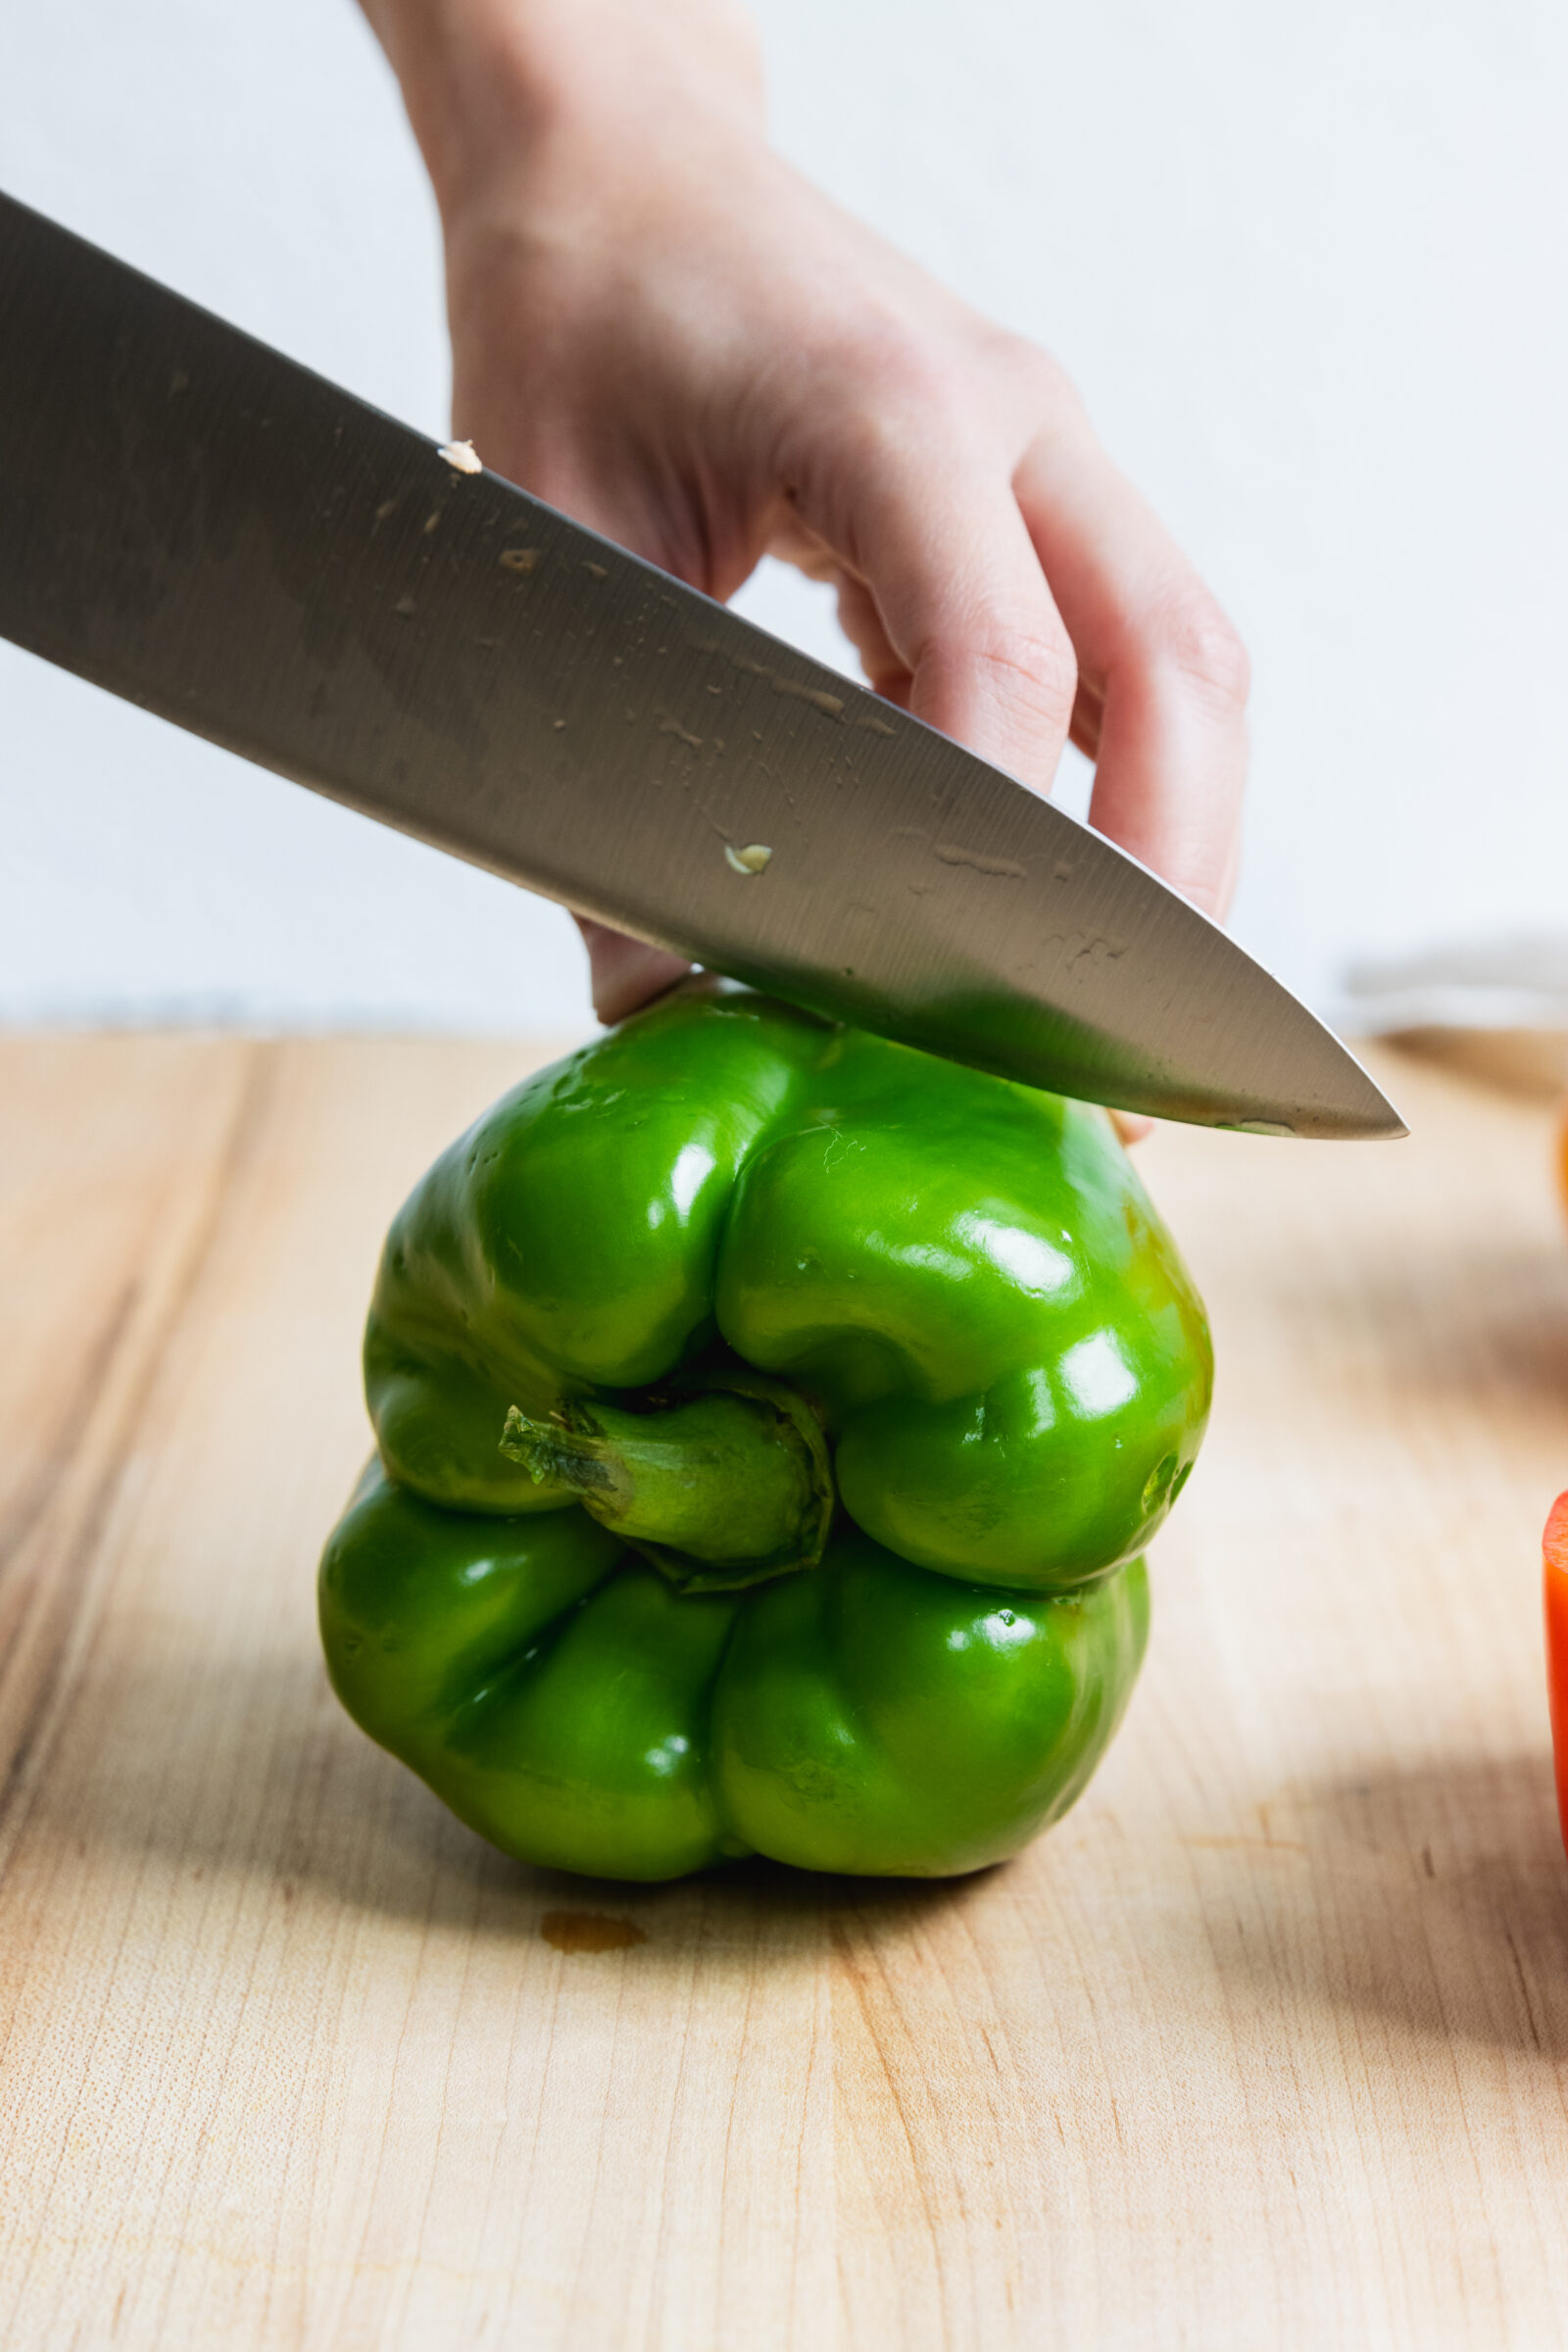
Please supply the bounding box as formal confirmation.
[500,1376,834,1593]
[499,1414,634,1511]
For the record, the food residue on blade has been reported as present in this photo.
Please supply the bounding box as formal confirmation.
[688,635,849,720]
[933,842,1027,880]
[437,438,483,474]
[500,546,541,573]
[771,677,844,716]
[725,843,773,875]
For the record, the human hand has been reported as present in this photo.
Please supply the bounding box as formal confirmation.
[363,0,1250,1028]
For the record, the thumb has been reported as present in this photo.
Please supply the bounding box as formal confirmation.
[576,920,692,1025]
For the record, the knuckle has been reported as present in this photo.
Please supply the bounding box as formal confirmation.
[994,332,1083,418]
[1158,592,1252,708]
[956,614,1080,729]
[821,321,977,449]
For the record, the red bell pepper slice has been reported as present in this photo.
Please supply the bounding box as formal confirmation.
[1544,1491,1568,1860]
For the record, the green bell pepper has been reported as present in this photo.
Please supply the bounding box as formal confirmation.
[320,986,1210,1880]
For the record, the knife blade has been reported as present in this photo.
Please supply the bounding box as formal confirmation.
[0,192,1401,1138]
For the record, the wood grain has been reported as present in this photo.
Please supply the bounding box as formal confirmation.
[2,1033,1567,2350]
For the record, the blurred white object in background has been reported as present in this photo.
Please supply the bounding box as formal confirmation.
[1340,938,1568,1098]
[1,0,1566,1035]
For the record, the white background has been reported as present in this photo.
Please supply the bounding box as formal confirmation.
[2,0,1565,1033]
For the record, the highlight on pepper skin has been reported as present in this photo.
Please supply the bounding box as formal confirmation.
[319,983,1213,1882]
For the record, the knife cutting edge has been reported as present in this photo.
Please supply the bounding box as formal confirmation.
[0,191,1402,1139]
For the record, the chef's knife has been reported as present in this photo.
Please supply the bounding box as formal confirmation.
[0,192,1401,1138]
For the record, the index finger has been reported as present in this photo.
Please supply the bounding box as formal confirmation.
[784,412,1081,793]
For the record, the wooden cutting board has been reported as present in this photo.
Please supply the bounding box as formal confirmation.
[2,1033,1566,2351]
